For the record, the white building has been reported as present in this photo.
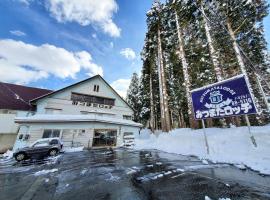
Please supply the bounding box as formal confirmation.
[0,82,52,153]
[14,75,142,150]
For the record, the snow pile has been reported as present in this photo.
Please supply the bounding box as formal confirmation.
[34,168,58,176]
[2,150,13,159]
[205,196,231,200]
[63,146,84,153]
[135,126,270,175]
[105,173,120,182]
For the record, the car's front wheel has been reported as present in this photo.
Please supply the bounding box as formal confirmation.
[15,153,26,161]
[48,149,58,157]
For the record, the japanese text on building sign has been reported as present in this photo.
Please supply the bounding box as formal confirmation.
[191,75,257,120]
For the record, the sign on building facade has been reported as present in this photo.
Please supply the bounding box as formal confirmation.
[191,75,257,120]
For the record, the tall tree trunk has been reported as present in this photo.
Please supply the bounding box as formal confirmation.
[255,73,270,111]
[157,27,171,132]
[149,74,155,132]
[227,19,258,109]
[227,19,262,124]
[175,11,197,128]
[227,20,249,80]
[201,2,229,127]
[180,111,186,128]
[170,109,174,128]
[200,3,223,82]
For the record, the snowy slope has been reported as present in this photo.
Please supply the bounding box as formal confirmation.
[135,126,270,175]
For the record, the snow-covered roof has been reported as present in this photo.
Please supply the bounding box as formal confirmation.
[15,114,143,128]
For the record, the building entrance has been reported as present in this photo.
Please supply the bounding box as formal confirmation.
[93,129,117,147]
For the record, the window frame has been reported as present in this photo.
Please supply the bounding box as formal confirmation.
[42,129,61,139]
[71,92,115,106]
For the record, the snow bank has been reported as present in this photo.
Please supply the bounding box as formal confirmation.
[135,126,270,175]
[2,150,13,159]
[205,196,231,200]
[63,146,84,153]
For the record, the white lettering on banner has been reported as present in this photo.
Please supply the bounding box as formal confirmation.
[72,101,113,109]
[200,87,236,103]
[195,89,254,119]
[196,103,252,119]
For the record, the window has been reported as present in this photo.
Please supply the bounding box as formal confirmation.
[78,129,86,136]
[93,85,99,92]
[32,141,49,147]
[93,129,117,147]
[0,109,8,114]
[124,132,133,137]
[71,93,115,106]
[42,129,60,138]
[49,139,59,145]
[123,115,132,120]
[24,134,30,140]
[0,109,16,114]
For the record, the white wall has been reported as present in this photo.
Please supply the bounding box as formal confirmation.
[0,111,30,134]
[0,113,18,134]
[0,111,32,152]
[36,76,134,118]
[14,122,140,150]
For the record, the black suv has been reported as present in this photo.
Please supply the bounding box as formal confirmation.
[13,138,63,161]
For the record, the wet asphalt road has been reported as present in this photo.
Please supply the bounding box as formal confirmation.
[0,149,270,200]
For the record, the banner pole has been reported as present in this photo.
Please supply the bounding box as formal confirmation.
[245,115,257,147]
[202,119,210,154]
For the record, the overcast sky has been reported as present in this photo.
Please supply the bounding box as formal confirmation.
[0,0,269,97]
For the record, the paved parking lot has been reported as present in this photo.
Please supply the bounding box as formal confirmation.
[0,149,270,200]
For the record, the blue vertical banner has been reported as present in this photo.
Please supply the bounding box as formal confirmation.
[191,75,257,120]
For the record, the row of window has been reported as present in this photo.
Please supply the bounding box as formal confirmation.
[43,129,61,138]
[0,109,17,114]
[18,128,133,141]
[71,93,115,106]
[0,110,35,116]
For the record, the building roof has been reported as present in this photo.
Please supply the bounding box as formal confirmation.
[0,82,52,111]
[15,114,143,128]
[30,75,134,112]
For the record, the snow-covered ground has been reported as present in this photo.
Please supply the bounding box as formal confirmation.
[2,150,13,159]
[0,147,84,163]
[63,146,84,153]
[34,168,58,176]
[135,126,270,175]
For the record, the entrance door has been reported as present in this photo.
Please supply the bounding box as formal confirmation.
[93,129,117,147]
[61,129,76,148]
[61,129,86,148]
